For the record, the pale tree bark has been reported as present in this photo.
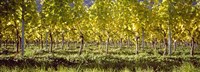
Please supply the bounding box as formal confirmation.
[38,0,44,49]
[168,2,173,56]
[168,24,172,55]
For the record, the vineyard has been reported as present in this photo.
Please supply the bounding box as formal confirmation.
[1,0,200,72]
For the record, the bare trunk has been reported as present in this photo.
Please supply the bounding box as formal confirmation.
[16,30,20,53]
[163,38,168,55]
[26,41,29,48]
[40,34,43,49]
[168,25,172,55]
[190,37,194,56]
[5,39,7,49]
[16,38,19,53]
[56,37,59,49]
[19,38,21,52]
[0,20,1,48]
[98,42,101,49]
[106,37,109,54]
[61,33,64,49]
[98,35,102,48]
[155,39,157,49]
[0,39,1,48]
[127,37,130,48]
[50,32,53,52]
[79,35,84,55]
[45,32,48,50]
[152,40,155,49]
[120,38,122,49]
[21,0,25,56]
[142,28,145,49]
[0,33,2,48]
[0,20,2,48]
[135,36,139,54]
